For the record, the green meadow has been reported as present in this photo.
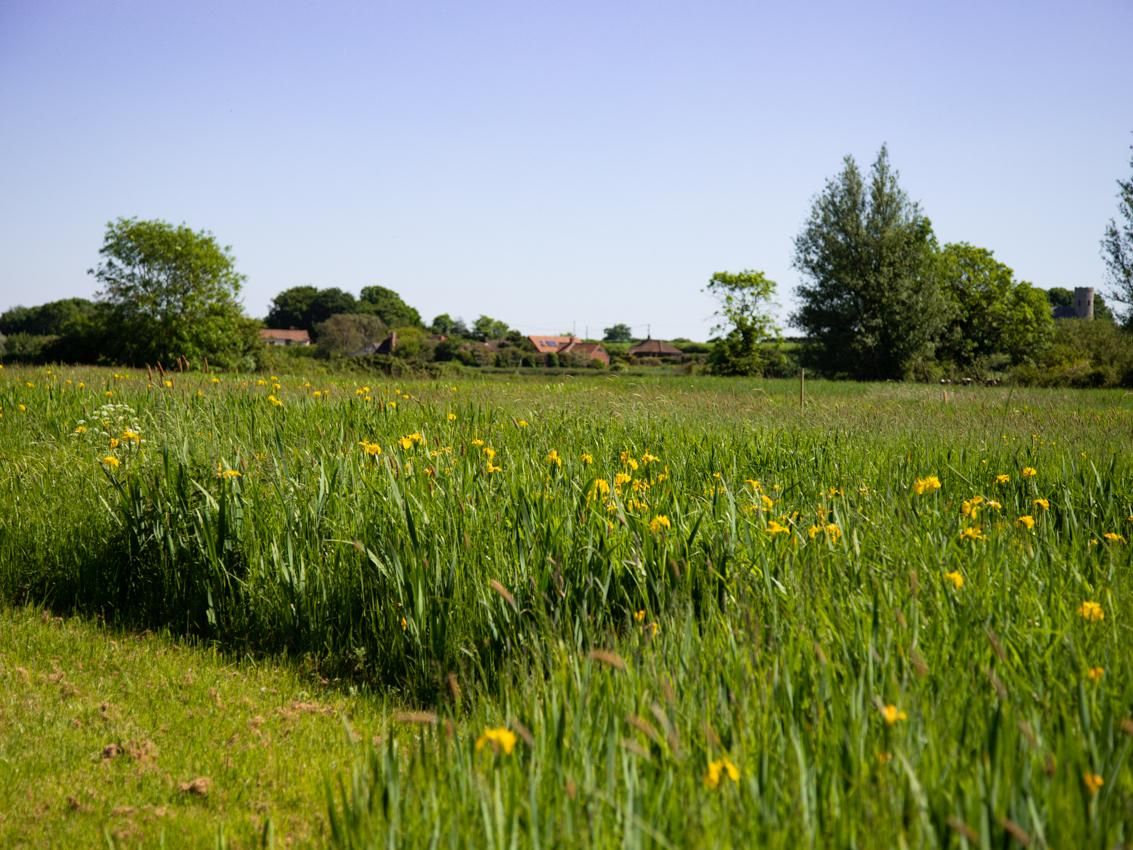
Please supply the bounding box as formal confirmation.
[1,365,1131,847]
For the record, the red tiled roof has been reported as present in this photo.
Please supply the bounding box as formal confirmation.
[259,328,311,343]
[628,339,682,356]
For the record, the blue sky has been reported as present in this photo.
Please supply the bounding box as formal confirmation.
[1,0,1130,339]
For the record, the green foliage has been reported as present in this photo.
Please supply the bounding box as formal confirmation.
[358,285,422,328]
[265,284,320,329]
[430,313,469,336]
[1014,319,1133,386]
[89,218,258,369]
[470,315,513,341]
[314,313,388,358]
[1100,143,1133,323]
[0,298,98,337]
[937,243,1054,371]
[602,322,633,342]
[704,270,779,376]
[388,326,434,360]
[793,146,948,379]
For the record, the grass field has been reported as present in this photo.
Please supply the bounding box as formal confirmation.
[1,365,1131,847]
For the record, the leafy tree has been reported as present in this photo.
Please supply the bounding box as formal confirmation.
[265,286,320,329]
[1101,143,1133,325]
[603,323,633,342]
[430,313,469,336]
[307,288,358,332]
[313,313,387,357]
[704,270,779,376]
[0,298,98,336]
[471,315,512,341]
[793,145,948,379]
[89,218,259,368]
[936,243,1053,369]
[358,286,422,328]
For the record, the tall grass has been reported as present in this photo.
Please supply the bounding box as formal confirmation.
[1,366,1130,846]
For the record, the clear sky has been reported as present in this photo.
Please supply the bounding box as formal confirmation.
[1,0,1130,340]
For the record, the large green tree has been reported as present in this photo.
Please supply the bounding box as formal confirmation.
[793,146,947,379]
[936,243,1053,369]
[704,270,779,376]
[89,218,258,368]
[265,285,320,329]
[1101,143,1133,325]
[603,323,633,342]
[358,285,422,328]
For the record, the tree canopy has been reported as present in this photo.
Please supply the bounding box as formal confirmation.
[603,323,633,343]
[936,243,1053,368]
[358,286,422,328]
[793,146,947,380]
[704,270,780,376]
[1101,143,1133,325]
[89,218,258,368]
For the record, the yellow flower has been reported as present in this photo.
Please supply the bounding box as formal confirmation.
[995,474,1010,485]
[216,466,242,479]
[580,452,593,465]
[471,438,485,447]
[1087,666,1105,682]
[516,419,529,428]
[399,433,423,450]
[590,479,611,499]
[1033,498,1050,510]
[1102,532,1126,544]
[760,493,775,511]
[619,451,639,471]
[766,520,790,536]
[649,515,671,534]
[959,526,986,541]
[400,616,408,631]
[944,570,964,590]
[211,376,220,384]
[704,756,740,789]
[1078,601,1104,622]
[546,449,562,468]
[475,727,517,755]
[121,429,141,443]
[447,412,457,422]
[387,400,397,409]
[614,472,633,488]
[961,499,980,518]
[109,437,120,449]
[880,704,907,726]
[1021,467,1037,479]
[73,425,87,434]
[985,499,1002,510]
[1083,772,1104,795]
[267,394,283,407]
[640,452,659,466]
[17,404,27,413]
[163,379,173,388]
[1015,515,1035,530]
[913,475,941,495]
[101,455,120,469]
[359,441,383,456]
[486,462,502,474]
[482,446,496,460]
[634,609,645,622]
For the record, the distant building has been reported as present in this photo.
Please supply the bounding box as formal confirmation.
[1052,287,1095,320]
[259,328,311,346]
[627,338,683,360]
[525,335,610,365]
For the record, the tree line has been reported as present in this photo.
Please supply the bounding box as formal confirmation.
[703,144,1131,385]
[2,142,1131,383]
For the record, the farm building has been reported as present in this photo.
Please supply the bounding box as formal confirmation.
[627,339,683,360]
[259,328,311,346]
[525,335,610,366]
